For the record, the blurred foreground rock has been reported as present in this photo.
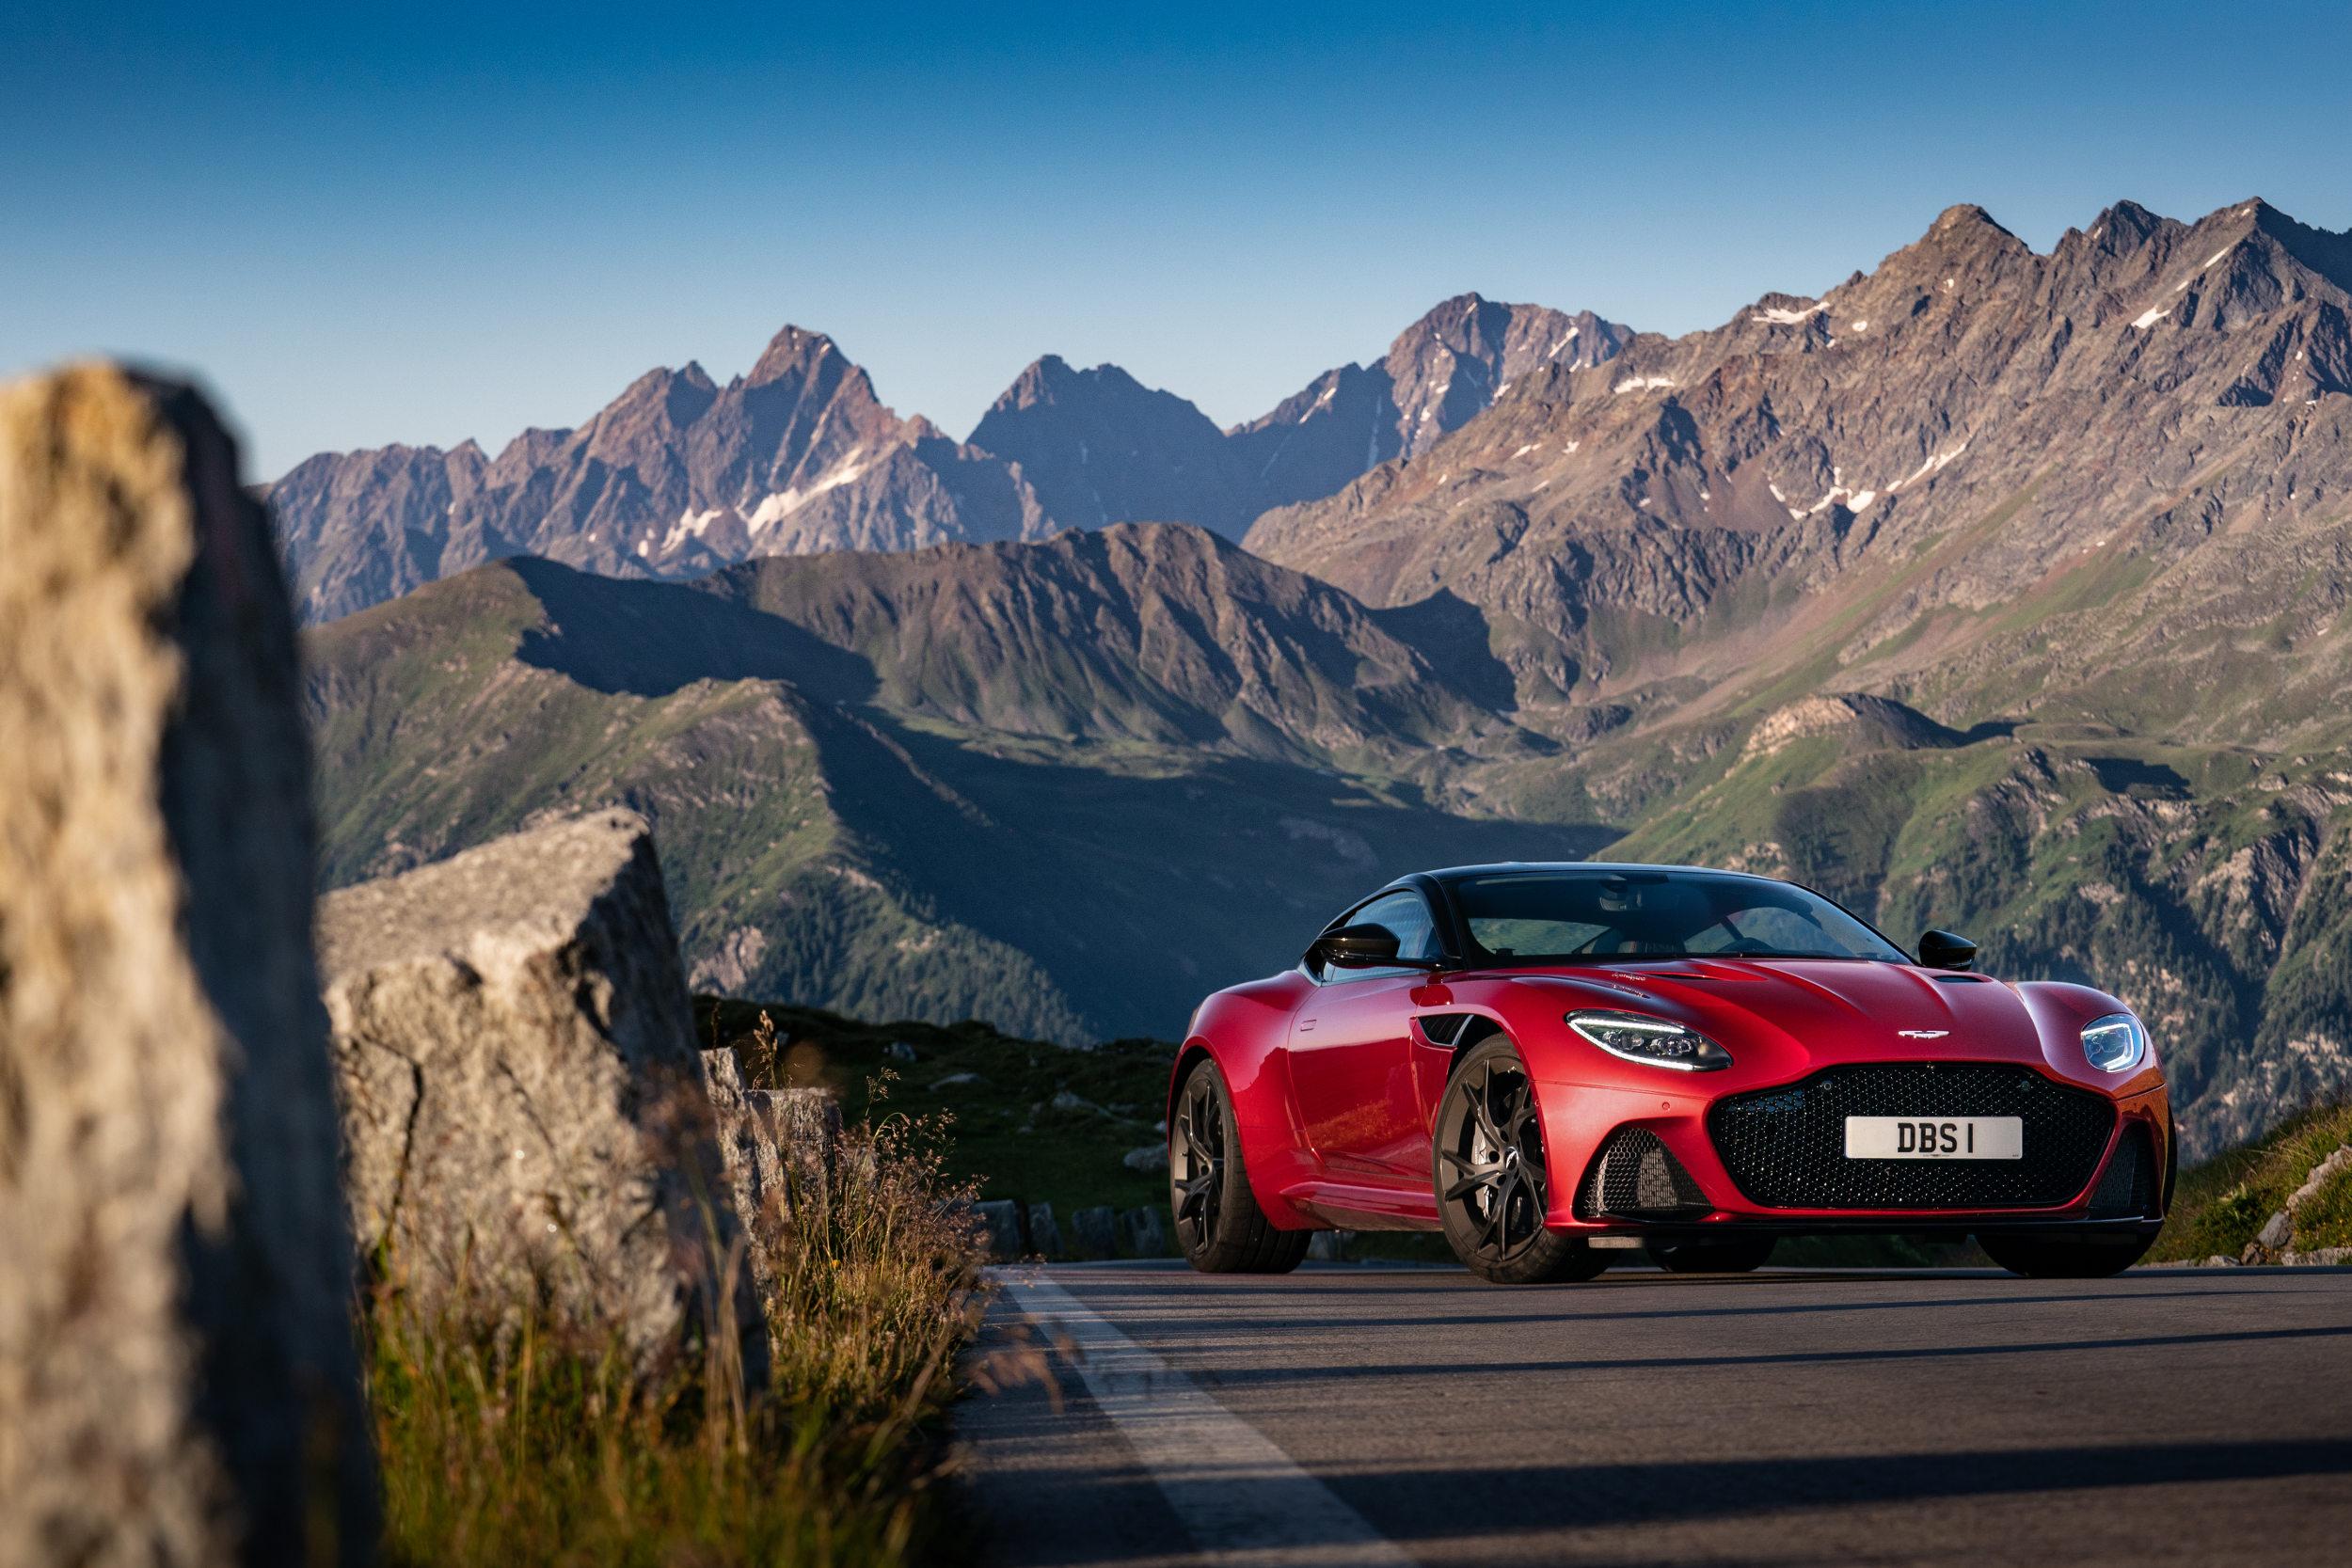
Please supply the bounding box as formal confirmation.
[0,367,375,1564]
[318,809,764,1380]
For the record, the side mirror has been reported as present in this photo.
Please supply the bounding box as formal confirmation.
[1917,929,1978,972]
[1312,922,1414,970]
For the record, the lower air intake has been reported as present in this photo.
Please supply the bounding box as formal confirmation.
[1578,1128,1710,1219]
[1708,1063,2115,1211]
[2088,1125,2158,1219]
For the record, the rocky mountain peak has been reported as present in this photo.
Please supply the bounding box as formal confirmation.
[596,362,721,438]
[2091,198,2166,246]
[746,325,846,388]
[967,358,1238,532]
[1396,292,1494,341]
[272,295,1629,618]
[984,355,1157,419]
[1929,202,2021,243]
[2239,199,2352,293]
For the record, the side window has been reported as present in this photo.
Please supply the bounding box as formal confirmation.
[1317,890,1439,981]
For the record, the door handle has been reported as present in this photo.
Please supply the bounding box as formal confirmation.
[1296,1018,1317,1032]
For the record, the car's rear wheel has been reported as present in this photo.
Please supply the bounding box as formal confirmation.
[1171,1057,1310,1275]
[1435,1037,1609,1285]
[1977,1229,2155,1278]
[1645,1235,1777,1274]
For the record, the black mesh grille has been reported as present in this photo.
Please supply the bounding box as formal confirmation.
[2089,1125,2157,1219]
[1578,1128,1711,1219]
[1708,1063,2115,1211]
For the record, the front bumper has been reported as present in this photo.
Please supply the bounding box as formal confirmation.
[1532,1069,2170,1235]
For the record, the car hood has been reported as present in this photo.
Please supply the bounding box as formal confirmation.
[1490,958,2123,1089]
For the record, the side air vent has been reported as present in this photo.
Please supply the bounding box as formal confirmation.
[1415,1013,1474,1046]
[1578,1128,1711,1220]
[2088,1125,2159,1219]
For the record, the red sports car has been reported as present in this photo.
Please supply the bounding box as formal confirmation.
[1168,863,2171,1282]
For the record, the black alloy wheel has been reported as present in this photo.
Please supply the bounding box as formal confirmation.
[1435,1037,1609,1284]
[1170,1058,1310,1275]
[1172,1069,1228,1238]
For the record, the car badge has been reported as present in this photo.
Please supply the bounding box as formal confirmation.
[1898,1029,1949,1039]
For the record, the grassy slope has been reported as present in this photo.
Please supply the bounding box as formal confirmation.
[2147,1099,2352,1261]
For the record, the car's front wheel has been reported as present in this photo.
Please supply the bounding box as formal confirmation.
[1171,1056,1310,1275]
[1977,1229,2155,1278]
[1435,1037,1609,1285]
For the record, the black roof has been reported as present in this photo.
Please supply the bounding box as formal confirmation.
[1403,862,1788,887]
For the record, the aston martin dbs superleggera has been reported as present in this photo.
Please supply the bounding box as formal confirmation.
[1168,863,2171,1282]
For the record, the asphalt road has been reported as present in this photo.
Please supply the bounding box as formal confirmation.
[952,1261,2352,1567]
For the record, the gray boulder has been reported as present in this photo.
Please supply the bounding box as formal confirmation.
[700,1051,841,1198]
[698,1048,841,1281]
[975,1198,1028,1259]
[0,368,375,1563]
[1071,1205,1119,1259]
[1119,1206,1171,1258]
[1026,1202,1064,1259]
[318,808,763,1380]
[1123,1142,1170,1173]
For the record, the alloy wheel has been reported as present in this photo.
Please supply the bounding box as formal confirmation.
[1438,1059,1549,1263]
[1173,1073,1225,1242]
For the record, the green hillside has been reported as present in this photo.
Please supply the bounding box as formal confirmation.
[306,544,1610,1044]
[305,505,2352,1157]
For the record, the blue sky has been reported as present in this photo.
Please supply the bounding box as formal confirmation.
[8,1,2350,478]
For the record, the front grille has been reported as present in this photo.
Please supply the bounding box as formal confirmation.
[2089,1125,2157,1219]
[1578,1128,1710,1219]
[1708,1063,2115,1211]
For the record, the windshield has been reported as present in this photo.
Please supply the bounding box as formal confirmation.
[1445,868,1908,964]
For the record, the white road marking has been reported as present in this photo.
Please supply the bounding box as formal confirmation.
[994,1271,1417,1566]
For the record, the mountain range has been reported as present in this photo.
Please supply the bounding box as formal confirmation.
[295,195,2352,1157]
[271,295,1624,624]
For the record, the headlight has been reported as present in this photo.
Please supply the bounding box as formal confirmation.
[1567,1010,1732,1072]
[2081,1012,2148,1073]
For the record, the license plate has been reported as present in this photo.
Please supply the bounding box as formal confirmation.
[1844,1116,2022,1160]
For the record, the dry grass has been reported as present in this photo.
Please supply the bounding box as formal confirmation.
[365,1083,986,1566]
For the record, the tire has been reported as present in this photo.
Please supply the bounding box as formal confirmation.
[1434,1037,1609,1285]
[1646,1235,1777,1274]
[1978,1229,2155,1278]
[1170,1057,1310,1275]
